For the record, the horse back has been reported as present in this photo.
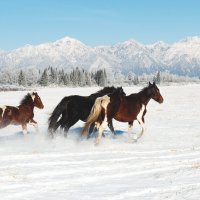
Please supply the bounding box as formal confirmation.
[62,95,94,121]
[5,105,33,125]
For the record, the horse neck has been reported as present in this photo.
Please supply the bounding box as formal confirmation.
[19,100,35,111]
[137,90,151,105]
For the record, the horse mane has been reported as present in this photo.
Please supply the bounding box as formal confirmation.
[20,93,33,105]
[139,84,154,97]
[89,86,116,99]
[139,85,150,93]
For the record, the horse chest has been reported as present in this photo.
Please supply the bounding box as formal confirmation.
[136,105,146,120]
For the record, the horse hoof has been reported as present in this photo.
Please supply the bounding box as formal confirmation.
[95,140,100,146]
[128,138,137,143]
[132,139,138,143]
[48,133,54,139]
[64,133,67,138]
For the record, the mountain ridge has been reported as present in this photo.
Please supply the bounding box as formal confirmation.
[0,36,200,77]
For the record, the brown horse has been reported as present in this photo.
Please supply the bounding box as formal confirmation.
[0,92,44,134]
[82,82,164,144]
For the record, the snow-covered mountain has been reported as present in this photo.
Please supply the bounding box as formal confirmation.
[1,36,200,76]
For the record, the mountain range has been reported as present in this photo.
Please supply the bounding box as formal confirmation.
[0,36,200,77]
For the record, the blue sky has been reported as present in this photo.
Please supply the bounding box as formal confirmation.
[0,0,200,50]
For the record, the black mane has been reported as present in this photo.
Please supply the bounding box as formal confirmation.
[89,86,116,99]
[20,93,33,105]
[139,85,150,94]
[139,82,157,97]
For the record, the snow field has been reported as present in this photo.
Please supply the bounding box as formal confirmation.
[0,85,200,200]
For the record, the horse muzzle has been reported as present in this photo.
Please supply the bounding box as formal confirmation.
[158,97,164,104]
[39,105,44,109]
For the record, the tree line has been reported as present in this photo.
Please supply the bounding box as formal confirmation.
[0,67,199,89]
[17,67,108,87]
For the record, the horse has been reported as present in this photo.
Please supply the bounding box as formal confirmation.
[48,86,123,137]
[82,82,164,144]
[81,87,126,144]
[0,92,44,134]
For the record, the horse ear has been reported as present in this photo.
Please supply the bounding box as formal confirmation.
[149,82,152,86]
[153,81,156,86]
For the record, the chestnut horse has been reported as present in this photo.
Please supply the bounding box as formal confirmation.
[0,92,44,134]
[82,82,164,144]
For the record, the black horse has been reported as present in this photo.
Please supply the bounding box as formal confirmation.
[48,87,123,137]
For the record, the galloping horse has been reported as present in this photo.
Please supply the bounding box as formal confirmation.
[81,87,126,144]
[82,82,163,144]
[48,87,121,137]
[0,92,44,134]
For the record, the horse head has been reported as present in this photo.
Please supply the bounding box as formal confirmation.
[148,82,164,103]
[31,92,44,109]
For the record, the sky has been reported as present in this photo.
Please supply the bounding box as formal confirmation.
[0,0,200,50]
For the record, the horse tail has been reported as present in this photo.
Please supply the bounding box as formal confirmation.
[48,98,68,133]
[0,107,3,123]
[0,106,6,123]
[81,95,110,136]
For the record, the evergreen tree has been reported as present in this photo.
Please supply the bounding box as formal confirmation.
[127,71,134,85]
[18,70,26,86]
[94,69,107,86]
[64,73,70,85]
[79,69,86,86]
[103,69,108,85]
[154,71,161,84]
[114,70,125,85]
[58,69,65,85]
[85,71,92,86]
[133,75,139,85]
[49,67,57,84]
[39,69,48,86]
[70,67,81,86]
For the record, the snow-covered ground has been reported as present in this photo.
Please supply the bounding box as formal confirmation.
[0,84,200,200]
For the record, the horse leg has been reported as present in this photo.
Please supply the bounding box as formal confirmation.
[127,121,133,140]
[60,117,78,138]
[98,114,106,138]
[95,110,107,145]
[127,121,138,142]
[22,123,28,135]
[137,117,145,139]
[48,119,61,138]
[108,120,116,135]
[29,119,39,133]
[0,119,10,129]
[87,122,96,139]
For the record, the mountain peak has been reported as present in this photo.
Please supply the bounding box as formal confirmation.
[54,36,85,46]
[121,39,143,46]
[147,41,169,48]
